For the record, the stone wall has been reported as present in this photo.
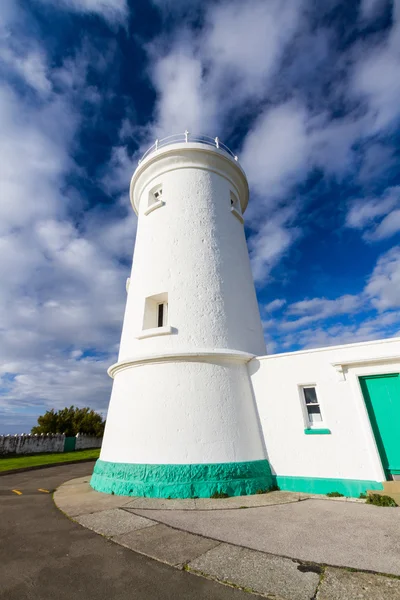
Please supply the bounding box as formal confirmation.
[0,433,103,455]
[75,434,102,451]
[0,434,65,456]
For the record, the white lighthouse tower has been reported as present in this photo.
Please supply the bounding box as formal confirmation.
[91,134,273,498]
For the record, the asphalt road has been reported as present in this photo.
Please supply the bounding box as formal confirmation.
[0,462,258,600]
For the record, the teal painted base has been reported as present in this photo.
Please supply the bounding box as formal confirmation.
[275,475,384,497]
[91,459,274,498]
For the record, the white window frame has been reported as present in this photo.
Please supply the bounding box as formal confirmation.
[299,384,324,428]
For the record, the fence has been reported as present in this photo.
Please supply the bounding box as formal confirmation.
[0,433,102,456]
[138,132,239,165]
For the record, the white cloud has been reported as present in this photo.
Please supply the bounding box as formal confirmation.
[143,0,399,286]
[141,0,400,286]
[0,4,53,96]
[148,0,307,139]
[264,299,286,313]
[365,246,400,310]
[265,246,400,350]
[241,102,310,200]
[359,0,388,20]
[34,0,128,25]
[203,0,304,102]
[358,143,396,183]
[280,312,400,351]
[371,209,400,240]
[0,47,52,95]
[151,46,218,136]
[346,186,400,238]
[248,208,300,283]
[352,4,400,131]
[0,12,133,433]
[281,294,362,331]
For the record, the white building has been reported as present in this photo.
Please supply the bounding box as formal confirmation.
[91,134,400,499]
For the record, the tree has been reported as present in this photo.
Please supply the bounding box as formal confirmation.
[31,406,105,437]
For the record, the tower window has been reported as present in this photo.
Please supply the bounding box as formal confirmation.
[136,292,172,339]
[142,292,169,330]
[230,191,240,212]
[154,188,162,201]
[230,190,244,223]
[149,185,163,207]
[157,302,168,327]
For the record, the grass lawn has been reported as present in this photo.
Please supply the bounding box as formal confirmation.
[0,448,100,472]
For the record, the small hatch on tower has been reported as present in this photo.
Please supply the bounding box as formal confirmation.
[230,191,240,212]
[149,185,163,207]
[230,190,244,223]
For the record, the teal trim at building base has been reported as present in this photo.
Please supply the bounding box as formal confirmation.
[304,428,331,435]
[90,458,273,498]
[275,475,384,497]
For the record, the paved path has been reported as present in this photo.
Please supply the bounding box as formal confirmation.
[0,463,261,600]
[54,476,400,600]
[133,498,400,575]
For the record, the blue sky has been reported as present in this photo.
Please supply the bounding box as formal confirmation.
[1,0,399,434]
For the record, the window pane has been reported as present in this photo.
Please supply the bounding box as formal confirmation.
[157,303,164,327]
[307,404,322,422]
[304,387,318,404]
[309,411,323,423]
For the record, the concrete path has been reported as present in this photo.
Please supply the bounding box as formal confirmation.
[0,463,262,600]
[132,499,400,575]
[54,476,400,600]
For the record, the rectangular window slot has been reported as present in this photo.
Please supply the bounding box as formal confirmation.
[157,302,168,327]
[157,303,164,327]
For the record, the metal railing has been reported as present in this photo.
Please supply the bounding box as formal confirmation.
[138,131,238,165]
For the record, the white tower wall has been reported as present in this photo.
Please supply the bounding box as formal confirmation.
[91,141,272,498]
[120,148,266,357]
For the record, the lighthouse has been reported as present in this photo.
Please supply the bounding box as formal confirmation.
[91,134,273,498]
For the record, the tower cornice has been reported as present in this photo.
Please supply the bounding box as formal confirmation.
[130,142,249,216]
[108,348,255,378]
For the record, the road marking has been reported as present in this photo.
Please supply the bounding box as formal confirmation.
[38,488,50,493]
[12,489,22,495]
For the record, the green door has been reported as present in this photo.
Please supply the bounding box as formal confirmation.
[64,436,76,452]
[359,374,400,478]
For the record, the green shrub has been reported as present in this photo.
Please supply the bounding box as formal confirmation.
[210,491,229,499]
[256,484,280,494]
[326,491,344,497]
[359,492,367,499]
[366,494,398,507]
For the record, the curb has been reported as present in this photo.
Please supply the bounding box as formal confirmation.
[0,458,97,477]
